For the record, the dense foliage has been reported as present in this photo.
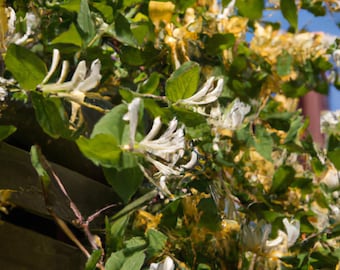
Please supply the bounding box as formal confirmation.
[0,0,339,269]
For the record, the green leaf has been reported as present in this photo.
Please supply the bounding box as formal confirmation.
[277,51,293,76]
[254,125,273,161]
[50,23,82,47]
[197,264,211,270]
[92,2,114,23]
[146,229,167,258]
[60,0,81,12]
[139,72,161,94]
[31,92,72,139]
[103,164,143,203]
[106,215,130,253]
[120,251,145,270]
[111,190,158,222]
[197,197,220,231]
[85,249,102,270]
[171,106,207,127]
[105,250,126,270]
[5,44,46,90]
[284,115,304,143]
[124,237,147,253]
[0,125,16,141]
[76,134,122,168]
[205,33,235,56]
[270,165,295,194]
[77,0,96,42]
[114,12,137,47]
[236,0,264,20]
[91,104,128,144]
[165,61,200,102]
[160,199,182,228]
[30,145,50,188]
[280,0,298,30]
[120,46,145,66]
[328,149,340,170]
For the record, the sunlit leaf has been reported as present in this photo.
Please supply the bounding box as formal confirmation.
[114,12,137,47]
[30,145,50,188]
[50,23,82,47]
[31,92,73,139]
[165,61,200,102]
[277,51,293,76]
[60,0,81,12]
[327,149,340,170]
[254,125,273,161]
[106,215,130,253]
[205,34,235,56]
[103,163,143,203]
[105,250,126,270]
[236,0,264,20]
[77,0,96,42]
[91,104,128,144]
[0,125,16,141]
[280,0,298,31]
[76,134,121,168]
[270,165,295,194]
[5,44,47,90]
[85,249,102,270]
[120,251,145,270]
[146,229,167,258]
[110,190,158,222]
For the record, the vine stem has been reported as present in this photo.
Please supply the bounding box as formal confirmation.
[248,253,257,270]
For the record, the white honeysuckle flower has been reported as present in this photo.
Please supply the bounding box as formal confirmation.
[14,12,39,45]
[0,87,8,101]
[266,230,286,248]
[38,49,102,125]
[282,218,300,248]
[159,175,172,198]
[242,221,272,252]
[177,77,224,105]
[181,148,199,169]
[139,117,185,164]
[150,256,175,270]
[334,49,340,67]
[320,166,340,189]
[41,49,60,85]
[7,7,16,36]
[225,98,251,129]
[320,110,340,134]
[123,98,186,178]
[146,156,181,176]
[123,97,141,149]
[209,98,251,133]
[40,50,102,102]
[219,0,236,18]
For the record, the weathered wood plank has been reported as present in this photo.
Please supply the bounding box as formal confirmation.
[0,142,118,227]
[0,221,86,269]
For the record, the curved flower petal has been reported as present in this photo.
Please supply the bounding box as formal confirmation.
[282,218,300,248]
[179,77,224,105]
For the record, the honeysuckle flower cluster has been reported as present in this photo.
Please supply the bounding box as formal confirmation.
[320,110,340,135]
[123,98,187,177]
[242,218,300,263]
[39,49,102,125]
[209,98,251,138]
[250,23,336,66]
[0,7,39,51]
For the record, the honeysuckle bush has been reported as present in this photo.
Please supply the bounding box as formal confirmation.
[0,0,339,269]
